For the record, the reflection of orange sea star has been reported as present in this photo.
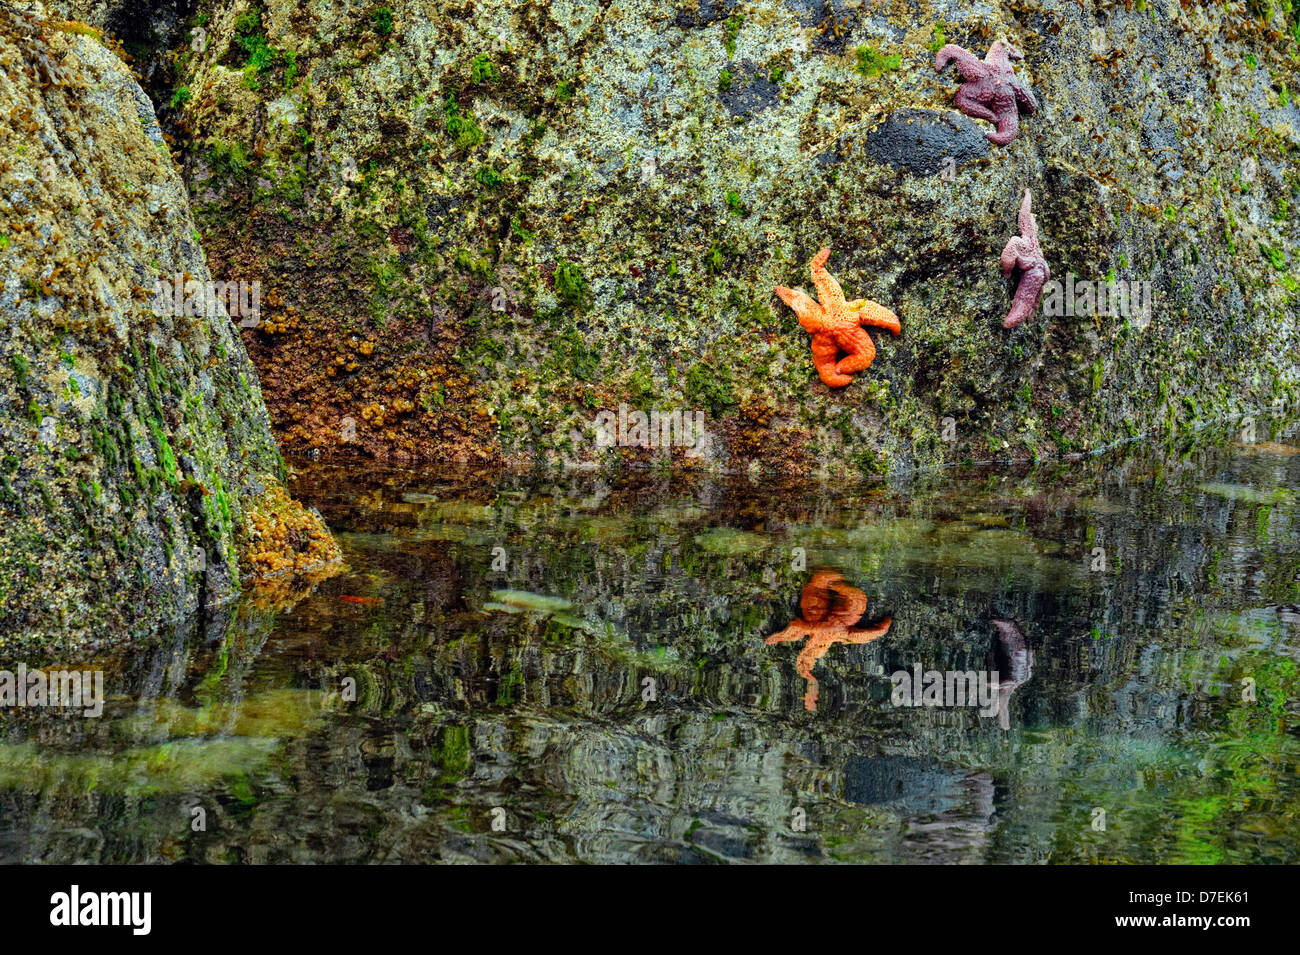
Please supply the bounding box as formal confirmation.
[766,570,892,711]
[775,248,900,388]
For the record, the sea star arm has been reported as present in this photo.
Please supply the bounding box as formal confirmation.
[847,298,901,335]
[801,571,846,618]
[795,637,833,681]
[808,248,848,314]
[987,108,1021,146]
[824,577,868,620]
[766,620,813,644]
[1017,188,1038,241]
[810,331,853,387]
[1000,236,1029,276]
[1012,80,1039,114]
[1003,260,1049,329]
[953,85,998,123]
[775,285,827,333]
[843,616,893,643]
[934,44,987,81]
[832,327,877,377]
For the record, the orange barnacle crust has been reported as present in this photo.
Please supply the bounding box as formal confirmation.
[236,484,344,609]
[774,248,900,388]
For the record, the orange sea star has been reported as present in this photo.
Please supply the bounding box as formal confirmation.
[775,248,900,388]
[766,570,893,711]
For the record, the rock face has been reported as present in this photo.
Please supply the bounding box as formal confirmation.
[0,4,339,652]
[127,0,1299,475]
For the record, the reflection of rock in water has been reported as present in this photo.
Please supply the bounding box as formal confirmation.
[845,755,966,812]
[676,810,757,863]
[6,431,1299,864]
[902,773,996,864]
[844,757,995,862]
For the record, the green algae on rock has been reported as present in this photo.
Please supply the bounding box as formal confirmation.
[0,3,338,652]
[134,0,1299,477]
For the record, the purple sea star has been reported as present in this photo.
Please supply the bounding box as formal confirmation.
[999,188,1049,330]
[934,39,1038,146]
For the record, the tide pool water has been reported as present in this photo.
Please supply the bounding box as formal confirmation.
[1,429,1297,864]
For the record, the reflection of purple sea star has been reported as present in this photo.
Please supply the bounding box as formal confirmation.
[991,619,1033,731]
[999,188,1049,330]
[934,40,1038,146]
